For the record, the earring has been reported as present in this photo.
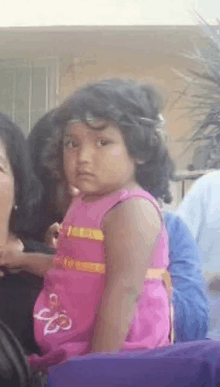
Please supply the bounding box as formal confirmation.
[136,160,145,165]
[14,204,18,211]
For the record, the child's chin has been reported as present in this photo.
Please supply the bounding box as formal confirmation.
[78,186,98,195]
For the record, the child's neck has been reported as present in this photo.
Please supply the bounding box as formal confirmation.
[82,182,140,203]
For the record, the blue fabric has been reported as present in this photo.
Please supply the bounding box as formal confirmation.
[46,341,220,387]
[164,211,209,342]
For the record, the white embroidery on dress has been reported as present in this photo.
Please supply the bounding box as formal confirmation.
[34,293,72,336]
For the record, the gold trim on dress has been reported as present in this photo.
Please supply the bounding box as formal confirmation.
[54,257,174,344]
[65,226,104,241]
[55,256,105,274]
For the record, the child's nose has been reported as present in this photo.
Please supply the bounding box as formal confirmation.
[78,145,94,163]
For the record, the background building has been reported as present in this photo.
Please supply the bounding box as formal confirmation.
[0,24,212,208]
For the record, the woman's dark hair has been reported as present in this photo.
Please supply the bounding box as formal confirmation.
[0,112,42,233]
[45,78,175,203]
[28,109,57,186]
[27,110,64,241]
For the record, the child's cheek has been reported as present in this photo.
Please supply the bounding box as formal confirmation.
[110,146,122,157]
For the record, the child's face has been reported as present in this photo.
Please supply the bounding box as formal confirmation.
[63,121,137,198]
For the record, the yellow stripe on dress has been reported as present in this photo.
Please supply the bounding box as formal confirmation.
[145,268,174,344]
[55,256,105,274]
[66,226,104,241]
[54,258,174,343]
[55,258,171,290]
[145,268,172,299]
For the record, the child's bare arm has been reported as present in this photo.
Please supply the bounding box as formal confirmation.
[0,250,54,276]
[91,199,161,353]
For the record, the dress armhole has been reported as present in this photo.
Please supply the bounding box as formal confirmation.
[101,195,164,232]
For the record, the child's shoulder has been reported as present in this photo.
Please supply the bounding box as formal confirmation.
[118,187,162,216]
[117,187,160,206]
[104,192,162,235]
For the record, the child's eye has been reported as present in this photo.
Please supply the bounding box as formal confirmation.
[63,140,78,149]
[97,139,110,147]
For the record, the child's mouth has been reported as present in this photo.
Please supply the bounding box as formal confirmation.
[77,172,94,179]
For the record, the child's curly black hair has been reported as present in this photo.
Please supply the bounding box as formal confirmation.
[44,78,175,203]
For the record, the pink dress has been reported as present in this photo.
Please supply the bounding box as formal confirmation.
[29,188,171,369]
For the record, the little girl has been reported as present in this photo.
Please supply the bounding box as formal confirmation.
[3,79,175,369]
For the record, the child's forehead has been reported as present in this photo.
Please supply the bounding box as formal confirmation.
[64,120,121,137]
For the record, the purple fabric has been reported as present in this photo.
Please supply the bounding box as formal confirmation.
[46,340,220,386]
